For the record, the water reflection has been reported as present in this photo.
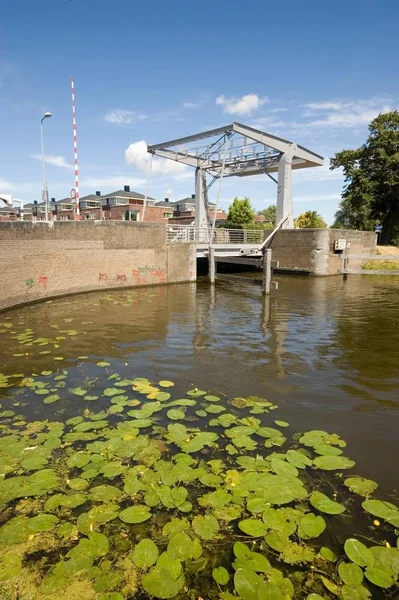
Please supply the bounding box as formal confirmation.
[1,275,398,494]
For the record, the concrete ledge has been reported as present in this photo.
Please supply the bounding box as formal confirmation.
[339,269,399,275]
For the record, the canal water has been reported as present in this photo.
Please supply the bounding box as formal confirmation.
[2,276,397,495]
[0,274,398,598]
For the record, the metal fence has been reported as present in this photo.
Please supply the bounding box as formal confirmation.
[167,226,265,245]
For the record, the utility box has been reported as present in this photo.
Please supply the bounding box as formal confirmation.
[334,239,347,252]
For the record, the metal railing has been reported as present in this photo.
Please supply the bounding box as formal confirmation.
[167,226,265,245]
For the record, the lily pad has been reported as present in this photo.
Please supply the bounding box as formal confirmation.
[339,561,364,585]
[89,485,122,503]
[167,409,185,421]
[142,566,185,599]
[344,477,378,497]
[159,380,174,388]
[310,491,346,515]
[234,568,263,600]
[297,513,326,539]
[27,513,59,532]
[71,387,87,396]
[238,519,268,537]
[119,505,151,524]
[313,455,355,471]
[364,565,395,588]
[192,514,219,540]
[213,566,230,585]
[132,538,159,568]
[167,532,194,561]
[362,499,399,526]
[344,538,375,568]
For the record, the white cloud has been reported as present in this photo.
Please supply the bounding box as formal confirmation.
[303,102,345,112]
[294,192,341,202]
[104,109,148,126]
[268,108,289,114]
[125,140,189,178]
[216,93,268,115]
[0,177,14,191]
[31,154,73,169]
[182,102,201,109]
[301,97,394,128]
[80,176,148,190]
[293,163,344,183]
[164,187,174,196]
[248,115,286,130]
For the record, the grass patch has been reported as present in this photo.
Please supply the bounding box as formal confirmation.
[375,245,399,256]
[363,259,399,270]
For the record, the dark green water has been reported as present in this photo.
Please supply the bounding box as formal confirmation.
[1,275,398,495]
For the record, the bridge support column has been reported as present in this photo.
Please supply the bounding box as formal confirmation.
[209,247,215,284]
[276,144,296,229]
[195,167,209,233]
[263,248,272,294]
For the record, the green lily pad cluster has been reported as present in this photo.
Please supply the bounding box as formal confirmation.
[0,362,397,599]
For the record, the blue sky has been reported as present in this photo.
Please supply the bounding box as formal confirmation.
[1,0,398,224]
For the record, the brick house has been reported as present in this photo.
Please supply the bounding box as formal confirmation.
[0,206,18,222]
[166,194,227,225]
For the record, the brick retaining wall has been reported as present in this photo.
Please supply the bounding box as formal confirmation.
[270,229,376,275]
[0,221,196,310]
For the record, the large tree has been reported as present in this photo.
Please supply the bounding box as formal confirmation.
[257,204,276,223]
[330,111,399,244]
[294,210,327,229]
[226,197,255,228]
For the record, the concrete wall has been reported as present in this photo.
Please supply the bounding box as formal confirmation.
[0,221,196,311]
[270,229,376,275]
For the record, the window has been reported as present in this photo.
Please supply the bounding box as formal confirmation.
[163,212,173,219]
[124,210,139,221]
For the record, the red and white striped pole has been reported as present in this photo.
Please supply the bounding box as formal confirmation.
[71,76,80,219]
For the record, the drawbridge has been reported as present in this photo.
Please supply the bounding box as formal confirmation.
[145,122,324,291]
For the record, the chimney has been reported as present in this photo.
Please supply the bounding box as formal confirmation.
[34,200,38,205]
[164,198,169,203]
[51,198,56,203]
[191,194,195,199]
[96,191,101,196]
[124,185,130,192]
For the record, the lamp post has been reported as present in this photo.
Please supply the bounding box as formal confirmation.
[40,112,52,221]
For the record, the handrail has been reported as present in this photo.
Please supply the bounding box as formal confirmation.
[167,226,265,245]
[259,215,289,250]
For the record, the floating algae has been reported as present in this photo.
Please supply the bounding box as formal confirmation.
[0,347,398,598]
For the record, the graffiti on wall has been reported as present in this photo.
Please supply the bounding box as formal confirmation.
[38,275,48,289]
[98,273,108,282]
[132,265,166,285]
[25,275,48,291]
[116,274,128,283]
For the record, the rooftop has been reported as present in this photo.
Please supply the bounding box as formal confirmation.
[102,189,156,201]
[155,201,174,207]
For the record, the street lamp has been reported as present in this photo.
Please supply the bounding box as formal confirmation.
[40,112,52,221]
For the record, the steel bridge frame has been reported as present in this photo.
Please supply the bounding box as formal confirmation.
[147,122,324,230]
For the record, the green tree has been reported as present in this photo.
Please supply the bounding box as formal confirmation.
[330,111,399,244]
[294,210,327,229]
[226,197,255,228]
[257,204,276,224]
